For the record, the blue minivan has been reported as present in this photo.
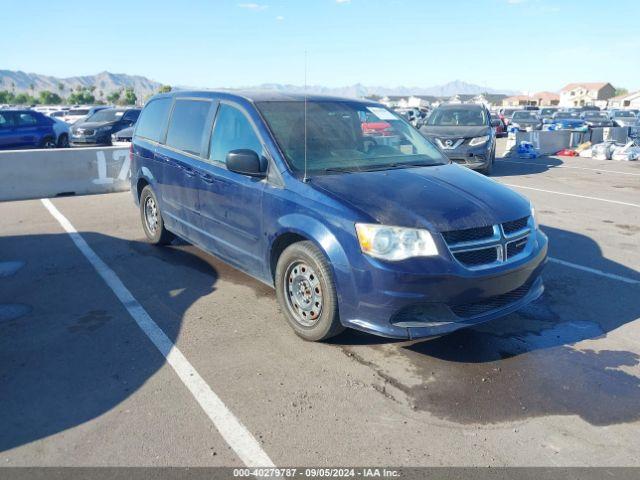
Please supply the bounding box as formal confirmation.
[131,91,547,341]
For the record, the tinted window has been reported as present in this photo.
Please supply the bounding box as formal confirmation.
[0,112,14,127]
[427,107,487,126]
[165,99,212,155]
[123,110,140,122]
[17,113,38,126]
[135,98,172,142]
[209,104,262,164]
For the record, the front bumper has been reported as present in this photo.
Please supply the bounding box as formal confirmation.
[337,229,548,339]
[437,142,493,170]
[70,132,112,147]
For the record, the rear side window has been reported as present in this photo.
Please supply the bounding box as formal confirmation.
[17,113,38,126]
[135,98,172,142]
[165,99,212,156]
[209,104,262,164]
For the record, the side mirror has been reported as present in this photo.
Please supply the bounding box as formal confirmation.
[490,119,501,127]
[226,149,266,177]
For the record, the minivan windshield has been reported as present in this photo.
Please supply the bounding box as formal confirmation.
[427,107,487,126]
[256,101,447,175]
[86,109,125,123]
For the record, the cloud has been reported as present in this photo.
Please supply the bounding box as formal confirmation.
[336,0,351,3]
[506,0,525,4]
[238,3,268,10]
[275,15,285,21]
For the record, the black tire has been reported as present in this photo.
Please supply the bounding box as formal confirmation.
[57,134,69,148]
[139,185,174,245]
[479,147,495,176]
[41,136,56,149]
[275,241,344,341]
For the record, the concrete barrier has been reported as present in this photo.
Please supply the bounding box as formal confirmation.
[0,146,130,202]
[515,130,573,155]
[589,127,630,145]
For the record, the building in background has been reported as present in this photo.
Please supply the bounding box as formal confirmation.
[607,91,640,109]
[559,82,615,108]
[502,92,559,107]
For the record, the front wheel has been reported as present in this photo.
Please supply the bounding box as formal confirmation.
[57,134,69,148]
[139,185,174,245]
[479,147,495,176]
[41,136,56,149]
[275,241,344,341]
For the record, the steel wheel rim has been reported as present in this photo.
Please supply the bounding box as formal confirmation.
[284,261,323,327]
[144,196,158,234]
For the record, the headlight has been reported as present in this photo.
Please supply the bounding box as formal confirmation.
[355,224,438,261]
[469,135,489,146]
[530,203,538,229]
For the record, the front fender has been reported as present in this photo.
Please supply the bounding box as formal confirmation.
[270,214,358,321]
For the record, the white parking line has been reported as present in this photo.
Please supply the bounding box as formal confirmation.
[549,257,640,285]
[40,198,274,468]
[499,159,640,177]
[502,183,640,208]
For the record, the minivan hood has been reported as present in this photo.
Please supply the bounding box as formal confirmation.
[420,125,490,138]
[310,164,530,232]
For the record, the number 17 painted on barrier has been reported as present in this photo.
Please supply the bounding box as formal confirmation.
[93,150,130,185]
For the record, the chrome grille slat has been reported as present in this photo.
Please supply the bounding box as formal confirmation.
[441,216,532,269]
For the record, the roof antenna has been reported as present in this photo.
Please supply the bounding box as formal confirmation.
[302,49,309,183]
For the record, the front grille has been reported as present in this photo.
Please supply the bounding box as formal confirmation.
[454,247,497,266]
[74,129,95,136]
[442,225,494,244]
[450,281,532,318]
[502,216,529,235]
[507,238,528,258]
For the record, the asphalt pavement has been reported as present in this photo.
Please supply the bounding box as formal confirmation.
[1,140,639,467]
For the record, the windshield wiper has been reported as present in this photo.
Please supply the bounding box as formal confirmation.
[359,162,441,172]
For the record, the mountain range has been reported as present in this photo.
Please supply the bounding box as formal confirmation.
[0,69,518,100]
[0,70,162,99]
[240,80,518,98]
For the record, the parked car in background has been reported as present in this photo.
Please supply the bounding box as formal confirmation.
[609,110,637,127]
[131,90,547,341]
[510,111,542,131]
[70,108,141,146]
[501,108,521,127]
[51,117,70,147]
[490,114,506,137]
[539,107,558,123]
[550,112,586,130]
[420,103,497,175]
[111,126,134,144]
[64,105,110,125]
[0,109,57,150]
[580,111,614,128]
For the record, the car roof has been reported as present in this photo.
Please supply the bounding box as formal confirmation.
[153,89,380,105]
[434,103,485,110]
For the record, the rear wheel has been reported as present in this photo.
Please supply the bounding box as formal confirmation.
[275,241,344,341]
[139,185,174,245]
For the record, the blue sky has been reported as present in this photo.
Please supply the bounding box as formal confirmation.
[2,0,639,92]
